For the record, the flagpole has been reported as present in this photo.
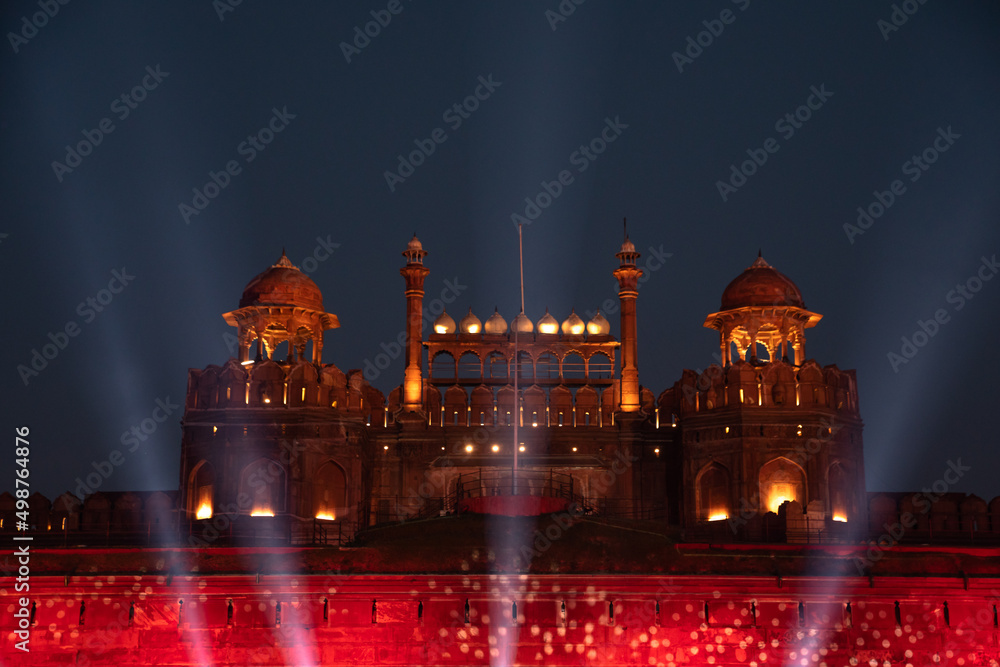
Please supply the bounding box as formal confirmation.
[513,223,525,492]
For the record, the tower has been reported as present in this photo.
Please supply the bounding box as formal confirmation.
[613,233,642,413]
[400,235,429,414]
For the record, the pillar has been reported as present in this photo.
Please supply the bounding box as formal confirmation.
[400,236,430,412]
[613,237,643,413]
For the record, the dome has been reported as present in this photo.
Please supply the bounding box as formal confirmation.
[561,310,585,336]
[620,237,636,254]
[537,309,559,335]
[458,308,482,334]
[484,309,507,335]
[586,310,611,335]
[433,311,456,334]
[720,254,805,310]
[511,311,533,334]
[239,251,324,311]
[407,235,423,252]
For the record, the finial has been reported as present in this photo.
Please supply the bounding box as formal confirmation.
[623,217,628,240]
[758,248,762,258]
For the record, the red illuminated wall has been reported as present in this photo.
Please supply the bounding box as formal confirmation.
[4,547,1000,666]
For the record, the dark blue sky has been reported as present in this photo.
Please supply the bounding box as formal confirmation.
[2,1,999,501]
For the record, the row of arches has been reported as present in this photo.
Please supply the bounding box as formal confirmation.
[188,458,348,521]
[660,359,857,416]
[188,360,383,415]
[696,458,855,522]
[430,350,614,381]
[0,491,175,532]
[397,384,621,427]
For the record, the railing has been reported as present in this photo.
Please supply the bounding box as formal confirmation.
[454,468,576,503]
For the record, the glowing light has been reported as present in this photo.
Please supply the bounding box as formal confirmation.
[467,324,480,334]
[383,445,389,451]
[519,445,525,452]
[833,514,848,523]
[491,444,500,453]
[241,360,254,366]
[434,325,449,334]
[315,512,336,521]
[212,426,218,434]
[724,426,729,434]
[196,503,213,520]
[465,444,474,453]
[538,322,558,334]
[250,510,274,517]
[264,397,271,404]
[653,448,660,455]
[571,447,578,452]
[708,513,728,522]
[586,321,602,335]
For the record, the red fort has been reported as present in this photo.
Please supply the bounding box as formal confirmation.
[3,237,999,666]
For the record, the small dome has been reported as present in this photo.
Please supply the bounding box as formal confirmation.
[586,310,611,336]
[561,310,586,336]
[620,237,636,254]
[458,308,482,334]
[511,311,533,334]
[537,309,559,335]
[484,309,507,335]
[433,311,456,334]
[720,253,805,310]
[239,251,324,311]
[407,235,423,252]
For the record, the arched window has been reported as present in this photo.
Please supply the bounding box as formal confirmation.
[314,462,347,520]
[758,457,806,514]
[515,351,533,380]
[240,458,286,516]
[828,463,851,522]
[563,353,586,380]
[536,352,559,380]
[696,463,731,521]
[486,352,507,380]
[457,352,481,379]
[189,461,214,519]
[431,351,456,379]
[588,352,613,379]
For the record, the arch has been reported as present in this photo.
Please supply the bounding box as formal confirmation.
[443,385,468,426]
[827,462,852,522]
[250,360,285,407]
[587,351,613,379]
[113,493,143,530]
[470,385,494,426]
[314,461,348,520]
[189,460,215,519]
[457,351,482,380]
[514,351,533,380]
[496,385,516,426]
[430,351,456,380]
[758,457,806,514]
[550,385,572,427]
[424,386,442,423]
[523,385,546,427]
[696,462,731,521]
[239,458,286,515]
[485,351,507,380]
[535,352,559,380]
[575,386,599,426]
[562,352,586,380]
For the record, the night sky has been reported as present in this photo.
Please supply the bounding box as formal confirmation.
[2,1,999,502]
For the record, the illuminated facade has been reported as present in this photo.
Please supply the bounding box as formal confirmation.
[5,237,1000,666]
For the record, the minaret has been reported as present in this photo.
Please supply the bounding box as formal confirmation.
[613,227,642,413]
[400,235,429,413]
